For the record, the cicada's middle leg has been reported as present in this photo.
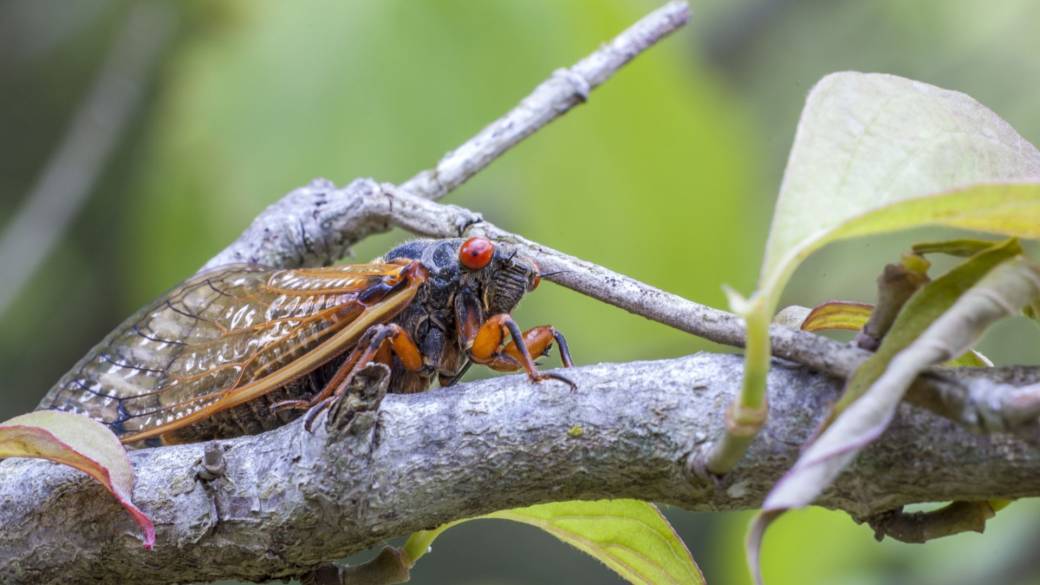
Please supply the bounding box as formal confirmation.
[272,323,424,430]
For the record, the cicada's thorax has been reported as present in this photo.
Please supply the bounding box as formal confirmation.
[381,239,483,392]
[382,238,538,393]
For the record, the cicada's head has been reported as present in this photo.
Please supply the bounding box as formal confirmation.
[462,236,541,315]
[383,237,541,315]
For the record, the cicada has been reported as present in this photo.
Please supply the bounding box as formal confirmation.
[38,237,573,446]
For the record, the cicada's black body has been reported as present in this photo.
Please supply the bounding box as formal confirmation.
[38,237,572,445]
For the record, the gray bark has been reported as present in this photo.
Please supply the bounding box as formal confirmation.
[2,354,1038,584]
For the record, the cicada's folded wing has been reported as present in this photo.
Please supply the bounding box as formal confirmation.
[39,261,422,443]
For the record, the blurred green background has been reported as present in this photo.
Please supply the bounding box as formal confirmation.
[3,0,1040,583]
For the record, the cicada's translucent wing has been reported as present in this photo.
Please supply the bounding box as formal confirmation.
[39,261,421,443]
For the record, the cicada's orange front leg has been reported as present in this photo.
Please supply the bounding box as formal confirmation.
[273,323,425,430]
[467,313,575,389]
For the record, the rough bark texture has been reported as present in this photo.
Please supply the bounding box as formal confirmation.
[3,354,1038,584]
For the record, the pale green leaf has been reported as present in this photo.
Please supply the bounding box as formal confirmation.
[760,73,1040,298]
[0,410,154,548]
[737,72,1040,432]
[403,500,703,585]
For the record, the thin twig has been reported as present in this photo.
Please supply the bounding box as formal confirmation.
[864,501,997,543]
[0,2,175,316]
[399,0,690,199]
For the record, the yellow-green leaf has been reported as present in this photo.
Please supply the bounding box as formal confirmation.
[0,410,154,548]
[799,301,872,332]
[790,299,991,366]
[945,349,993,367]
[403,500,703,585]
[912,239,1003,258]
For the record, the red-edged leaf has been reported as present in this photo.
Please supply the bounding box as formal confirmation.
[800,301,872,332]
[0,411,155,548]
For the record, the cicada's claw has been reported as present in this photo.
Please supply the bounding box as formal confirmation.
[303,396,335,432]
[534,371,577,391]
[269,399,312,415]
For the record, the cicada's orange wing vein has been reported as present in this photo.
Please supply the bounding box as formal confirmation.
[38,261,420,443]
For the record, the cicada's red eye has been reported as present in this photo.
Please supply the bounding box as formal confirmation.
[459,236,494,270]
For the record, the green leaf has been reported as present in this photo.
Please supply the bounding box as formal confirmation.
[764,256,1037,512]
[760,74,1040,297]
[736,71,1040,433]
[831,239,1020,415]
[0,410,155,548]
[945,348,993,368]
[912,238,1004,257]
[403,500,703,585]
[749,254,1039,585]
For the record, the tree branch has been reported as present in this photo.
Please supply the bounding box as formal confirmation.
[5,354,1039,584]
[398,0,689,199]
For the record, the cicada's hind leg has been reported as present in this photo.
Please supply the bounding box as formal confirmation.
[466,314,575,389]
[272,323,424,431]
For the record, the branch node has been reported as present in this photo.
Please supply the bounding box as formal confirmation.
[309,177,337,190]
[856,256,930,350]
[862,501,997,543]
[195,442,227,481]
[552,67,591,102]
[683,448,722,490]
[452,209,484,236]
[726,401,769,435]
